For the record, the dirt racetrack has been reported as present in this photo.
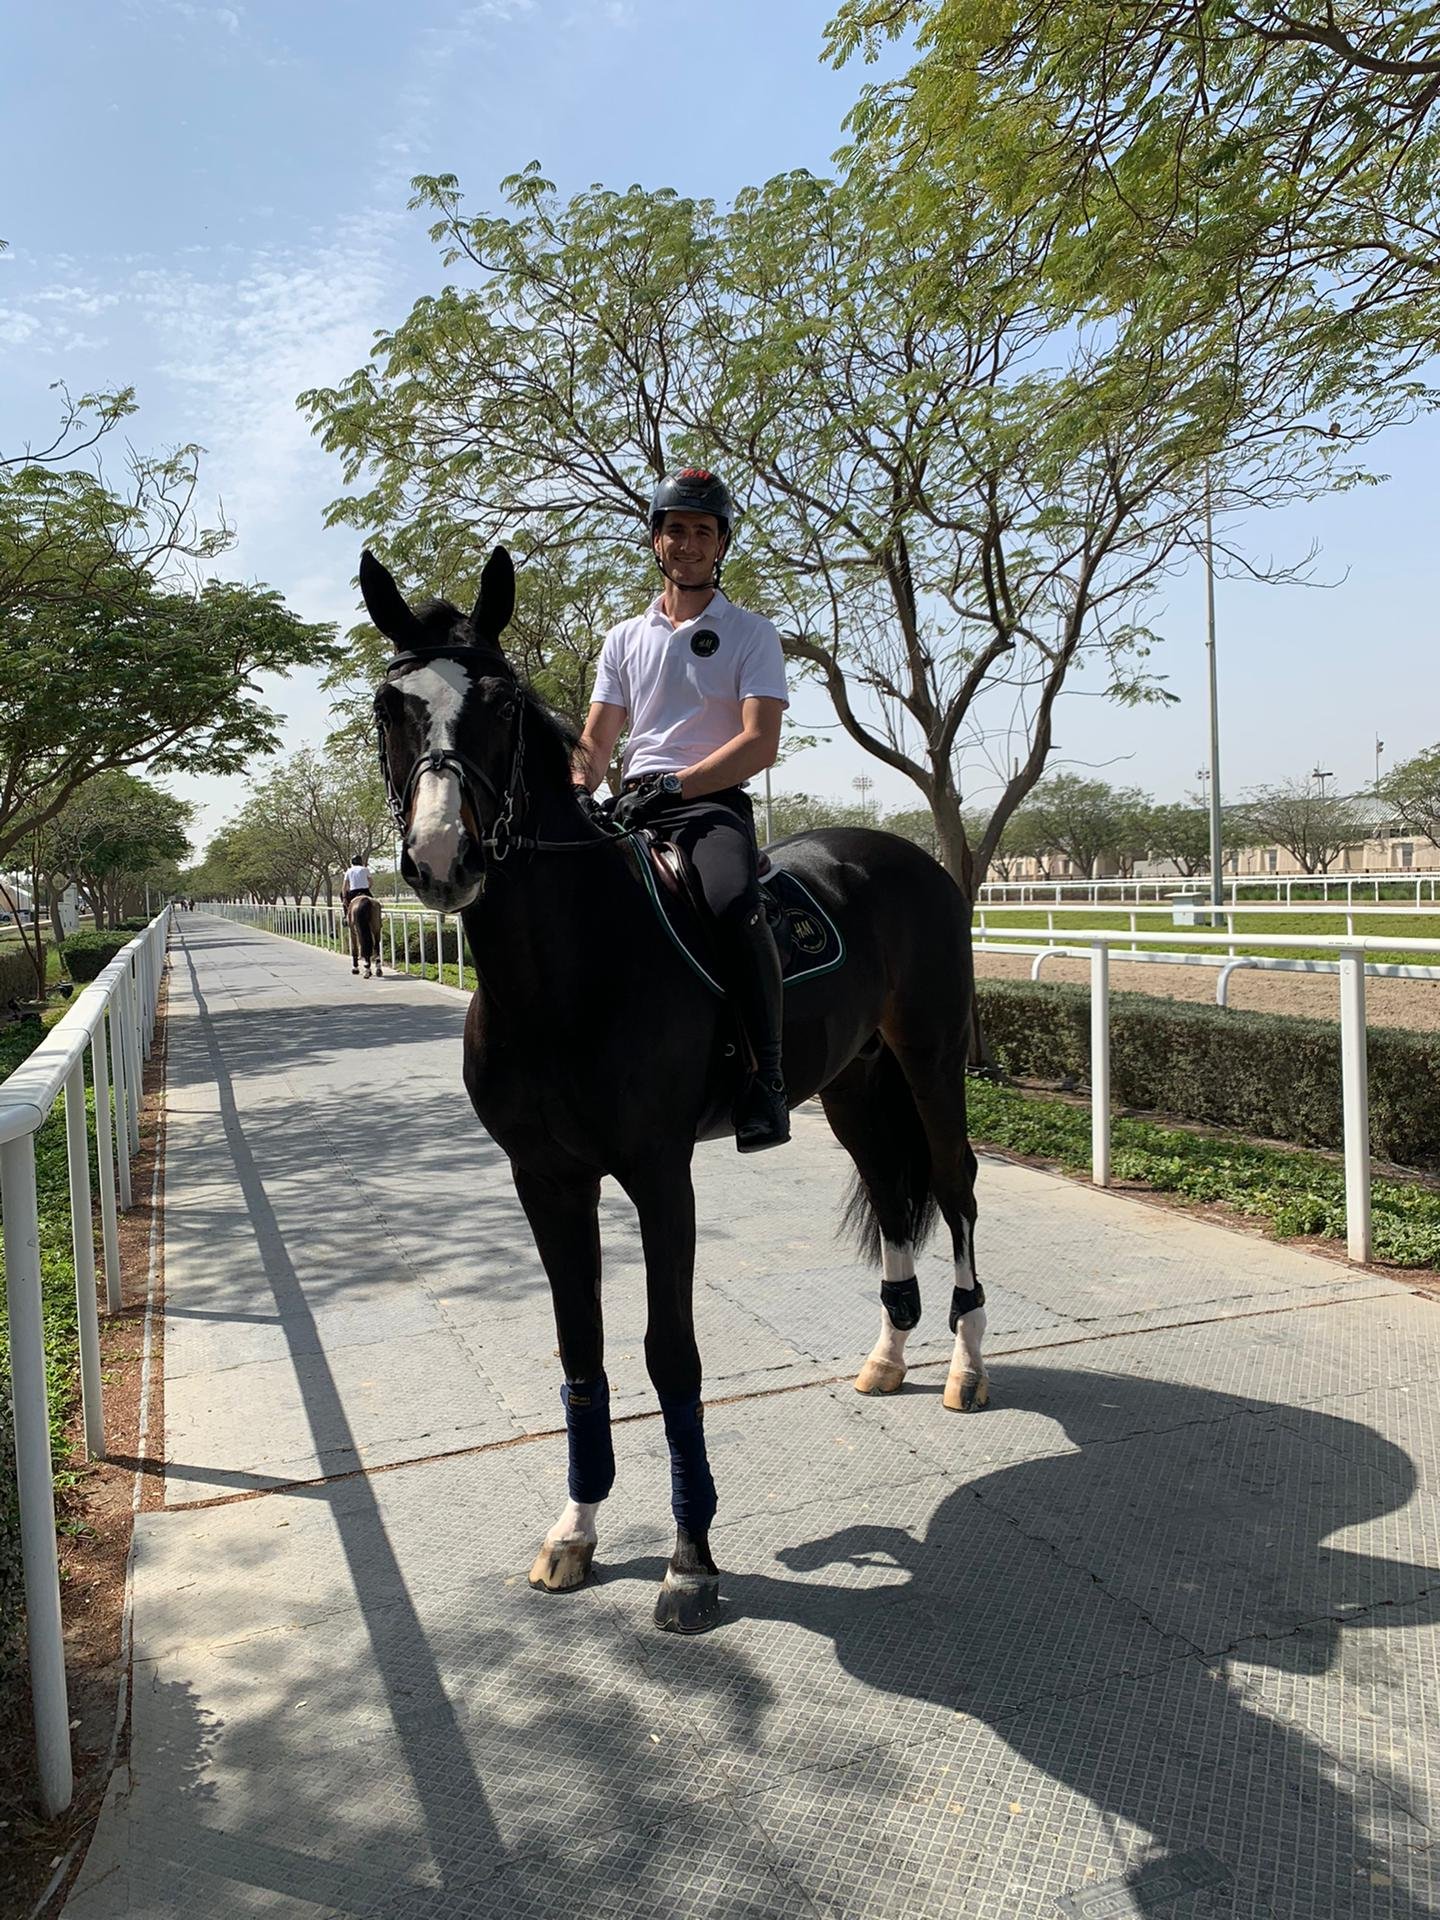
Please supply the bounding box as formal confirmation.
[974,949,1440,1034]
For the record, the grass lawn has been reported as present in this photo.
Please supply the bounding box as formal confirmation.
[967,1077,1440,1268]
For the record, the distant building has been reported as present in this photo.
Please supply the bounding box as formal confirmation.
[1004,796,1440,882]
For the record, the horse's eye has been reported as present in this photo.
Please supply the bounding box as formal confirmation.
[374,683,402,723]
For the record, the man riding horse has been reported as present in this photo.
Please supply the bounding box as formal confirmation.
[572,469,791,1152]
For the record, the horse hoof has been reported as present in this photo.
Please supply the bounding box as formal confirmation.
[654,1568,721,1634]
[528,1538,595,1592]
[855,1356,906,1396]
[943,1370,990,1414]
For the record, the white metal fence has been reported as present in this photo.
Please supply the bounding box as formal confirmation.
[0,908,169,1817]
[979,871,1440,905]
[208,899,472,985]
[973,920,1440,1266]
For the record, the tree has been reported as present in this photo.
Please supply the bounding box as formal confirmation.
[1237,779,1373,873]
[1013,774,1151,878]
[1138,799,1218,878]
[826,2,1440,430]
[40,772,193,929]
[0,577,338,864]
[1385,743,1440,848]
[303,166,1362,897]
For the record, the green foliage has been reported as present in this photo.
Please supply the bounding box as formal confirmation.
[977,980,1440,1169]
[41,771,193,928]
[826,2,1440,431]
[301,156,1330,894]
[59,928,135,982]
[0,572,337,866]
[1385,743,1440,849]
[965,1078,1440,1269]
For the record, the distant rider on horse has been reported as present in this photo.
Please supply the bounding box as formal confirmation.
[573,469,791,1152]
[340,854,372,918]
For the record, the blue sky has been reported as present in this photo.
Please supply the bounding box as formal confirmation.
[3,0,1436,853]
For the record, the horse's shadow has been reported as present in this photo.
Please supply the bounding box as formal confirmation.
[643,1365,1440,1911]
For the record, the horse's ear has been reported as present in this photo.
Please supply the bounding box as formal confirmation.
[359,550,423,648]
[471,546,515,645]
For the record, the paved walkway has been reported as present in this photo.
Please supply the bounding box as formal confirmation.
[65,918,1440,1918]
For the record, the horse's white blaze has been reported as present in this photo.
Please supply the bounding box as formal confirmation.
[403,659,472,880]
[546,1498,599,1547]
[868,1238,916,1369]
[410,766,464,877]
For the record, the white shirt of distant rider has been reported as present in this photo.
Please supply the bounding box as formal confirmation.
[343,864,372,892]
[591,590,789,783]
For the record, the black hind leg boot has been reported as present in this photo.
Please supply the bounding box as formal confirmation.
[728,905,790,1152]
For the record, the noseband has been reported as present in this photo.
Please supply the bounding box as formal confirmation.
[375,647,612,867]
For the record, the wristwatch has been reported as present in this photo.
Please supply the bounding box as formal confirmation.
[654,773,684,798]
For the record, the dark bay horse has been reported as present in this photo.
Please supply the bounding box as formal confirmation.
[362,547,985,1633]
[345,893,384,978]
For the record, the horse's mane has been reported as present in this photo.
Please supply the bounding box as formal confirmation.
[409,597,580,786]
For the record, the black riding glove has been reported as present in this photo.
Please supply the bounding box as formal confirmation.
[608,777,675,834]
[571,786,609,827]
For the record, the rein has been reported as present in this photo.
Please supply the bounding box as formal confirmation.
[377,647,623,867]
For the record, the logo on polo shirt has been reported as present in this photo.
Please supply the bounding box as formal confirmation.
[690,628,720,658]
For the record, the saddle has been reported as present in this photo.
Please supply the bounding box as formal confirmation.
[630,835,844,998]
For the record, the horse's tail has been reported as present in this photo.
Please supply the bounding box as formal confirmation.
[838,1041,939,1262]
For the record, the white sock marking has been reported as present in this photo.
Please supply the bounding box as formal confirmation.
[949,1236,987,1379]
[869,1239,916,1370]
[546,1498,599,1547]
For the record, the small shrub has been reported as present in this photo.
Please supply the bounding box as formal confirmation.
[976,980,1440,1170]
[60,928,135,982]
[0,947,36,1007]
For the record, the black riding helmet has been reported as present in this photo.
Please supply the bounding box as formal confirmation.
[648,468,735,537]
[648,469,735,587]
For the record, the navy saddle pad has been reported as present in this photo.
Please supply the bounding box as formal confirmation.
[628,842,845,997]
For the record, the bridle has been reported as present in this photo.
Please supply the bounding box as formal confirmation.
[375,647,618,868]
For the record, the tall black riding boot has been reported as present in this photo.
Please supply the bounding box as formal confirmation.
[727,904,790,1153]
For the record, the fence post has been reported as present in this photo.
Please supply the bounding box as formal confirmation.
[125,963,143,1150]
[1338,951,1373,1264]
[1090,942,1111,1188]
[388,914,396,973]
[63,1059,105,1460]
[110,1000,133,1210]
[1,1135,74,1817]
[91,1016,123,1311]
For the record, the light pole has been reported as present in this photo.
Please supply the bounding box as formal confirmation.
[851,774,874,823]
[1374,735,1384,803]
[1203,472,1224,911]
[1312,766,1334,799]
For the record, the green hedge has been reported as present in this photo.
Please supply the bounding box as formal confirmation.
[976,980,1440,1171]
[0,947,36,1007]
[60,928,134,982]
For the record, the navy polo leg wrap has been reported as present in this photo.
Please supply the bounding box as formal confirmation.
[561,1373,615,1504]
[659,1393,717,1535]
[949,1279,986,1333]
[880,1276,922,1331]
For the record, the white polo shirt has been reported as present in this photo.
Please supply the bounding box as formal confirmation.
[591,590,789,781]
[343,864,372,892]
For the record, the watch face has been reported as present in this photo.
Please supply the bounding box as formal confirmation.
[662,775,683,794]
[690,628,720,658]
